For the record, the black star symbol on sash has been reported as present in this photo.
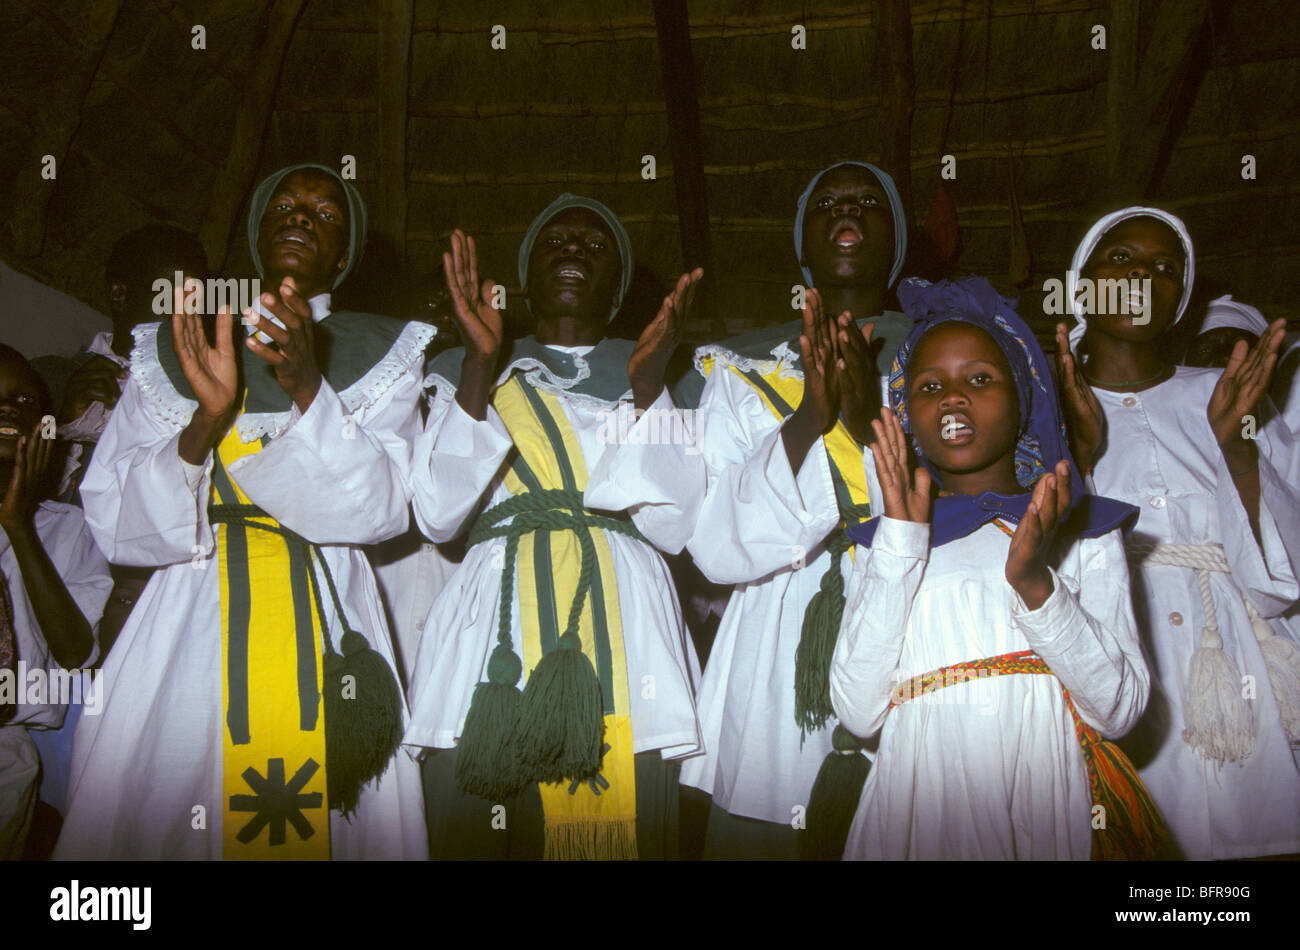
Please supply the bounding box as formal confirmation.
[230,757,323,846]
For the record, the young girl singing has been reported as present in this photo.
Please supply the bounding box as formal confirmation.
[830,276,1163,860]
[1057,207,1300,860]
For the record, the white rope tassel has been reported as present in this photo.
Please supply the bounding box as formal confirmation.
[1127,541,1256,765]
[1243,598,1300,744]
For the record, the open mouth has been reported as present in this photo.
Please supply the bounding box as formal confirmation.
[552,262,587,282]
[273,228,314,252]
[941,413,975,445]
[831,219,864,248]
[0,425,21,438]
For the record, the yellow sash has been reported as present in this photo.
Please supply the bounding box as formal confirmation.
[214,421,330,860]
[492,376,638,859]
[700,356,871,526]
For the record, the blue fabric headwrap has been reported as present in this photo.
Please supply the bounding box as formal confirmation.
[518,193,634,321]
[794,161,908,289]
[247,163,367,289]
[848,276,1136,548]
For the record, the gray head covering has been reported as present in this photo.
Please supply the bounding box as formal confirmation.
[518,193,634,321]
[1065,206,1194,353]
[246,162,367,289]
[794,161,908,289]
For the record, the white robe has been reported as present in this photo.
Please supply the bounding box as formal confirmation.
[1089,367,1300,859]
[678,364,884,823]
[832,517,1148,860]
[403,362,705,761]
[1,502,112,858]
[55,324,430,860]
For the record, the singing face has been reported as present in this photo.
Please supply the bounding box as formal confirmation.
[1078,216,1185,343]
[256,169,351,297]
[800,164,895,289]
[525,207,622,323]
[0,354,50,466]
[906,322,1021,487]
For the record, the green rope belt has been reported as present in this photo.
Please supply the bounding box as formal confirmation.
[468,489,648,660]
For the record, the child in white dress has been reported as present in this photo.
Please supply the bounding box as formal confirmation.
[832,277,1164,860]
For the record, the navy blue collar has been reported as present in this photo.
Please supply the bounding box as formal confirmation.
[846,489,1138,549]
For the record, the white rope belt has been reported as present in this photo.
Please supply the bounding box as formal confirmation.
[1125,539,1300,761]
[1125,540,1272,650]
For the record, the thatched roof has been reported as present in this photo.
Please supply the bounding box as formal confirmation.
[3,0,1297,342]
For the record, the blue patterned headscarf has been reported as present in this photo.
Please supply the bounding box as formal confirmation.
[794,161,908,288]
[889,276,1057,491]
[850,276,1136,547]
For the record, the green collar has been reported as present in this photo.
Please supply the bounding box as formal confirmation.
[133,313,432,438]
[426,335,639,406]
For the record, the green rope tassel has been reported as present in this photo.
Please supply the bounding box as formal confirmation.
[793,535,852,739]
[455,646,527,801]
[799,725,871,861]
[455,533,529,801]
[306,546,403,817]
[322,628,404,817]
[513,526,606,784]
[793,503,872,740]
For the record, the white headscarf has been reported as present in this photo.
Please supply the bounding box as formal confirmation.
[1065,206,1195,353]
[1201,294,1269,337]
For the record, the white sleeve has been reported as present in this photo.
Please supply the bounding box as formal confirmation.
[829,516,930,738]
[1011,528,1150,738]
[80,377,215,567]
[229,365,423,546]
[584,387,706,555]
[410,384,513,543]
[1216,414,1300,617]
[686,367,840,584]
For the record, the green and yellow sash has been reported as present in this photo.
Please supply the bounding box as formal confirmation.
[465,375,641,859]
[699,356,873,732]
[212,422,330,860]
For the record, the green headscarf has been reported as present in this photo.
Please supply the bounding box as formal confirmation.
[246,163,367,289]
[517,193,634,321]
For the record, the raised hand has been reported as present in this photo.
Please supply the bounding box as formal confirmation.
[836,313,881,445]
[1054,323,1104,474]
[245,276,322,413]
[782,289,843,474]
[0,424,54,532]
[1207,317,1286,452]
[868,407,931,524]
[442,229,504,421]
[629,267,702,410]
[173,285,238,425]
[443,229,503,369]
[1004,459,1071,610]
[58,355,127,425]
[795,288,842,434]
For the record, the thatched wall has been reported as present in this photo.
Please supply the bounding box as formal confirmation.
[2,0,1297,351]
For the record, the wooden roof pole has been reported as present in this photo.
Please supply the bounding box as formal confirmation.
[199,0,309,274]
[878,0,916,229]
[1106,0,1214,203]
[652,0,719,338]
[377,0,413,259]
[7,0,124,257]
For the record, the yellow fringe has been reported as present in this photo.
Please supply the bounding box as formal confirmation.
[543,816,639,861]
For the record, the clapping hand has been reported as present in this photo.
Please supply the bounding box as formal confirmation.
[1004,459,1071,610]
[868,407,932,524]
